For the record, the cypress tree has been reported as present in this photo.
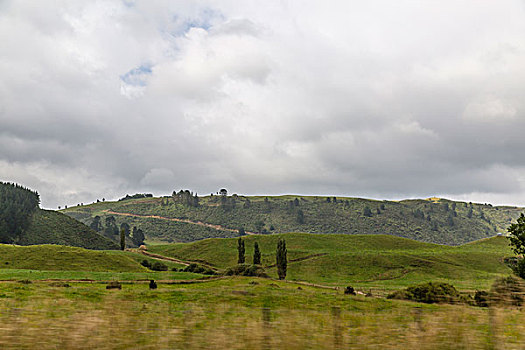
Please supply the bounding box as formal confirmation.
[237,237,245,264]
[120,227,126,251]
[253,242,261,265]
[276,239,287,280]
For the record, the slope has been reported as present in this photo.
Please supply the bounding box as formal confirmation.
[0,244,145,272]
[63,194,524,245]
[148,233,514,290]
[19,209,119,250]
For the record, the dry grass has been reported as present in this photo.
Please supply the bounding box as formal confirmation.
[1,278,525,349]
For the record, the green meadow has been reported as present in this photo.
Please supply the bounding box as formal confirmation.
[0,233,521,349]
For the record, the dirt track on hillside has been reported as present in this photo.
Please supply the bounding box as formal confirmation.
[103,210,256,235]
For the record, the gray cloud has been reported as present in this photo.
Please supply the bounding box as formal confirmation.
[2,1,525,208]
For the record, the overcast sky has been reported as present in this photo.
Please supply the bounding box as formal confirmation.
[2,1,525,209]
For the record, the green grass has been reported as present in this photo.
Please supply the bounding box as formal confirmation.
[20,209,118,250]
[149,233,514,291]
[0,276,523,349]
[0,244,146,272]
[63,194,524,245]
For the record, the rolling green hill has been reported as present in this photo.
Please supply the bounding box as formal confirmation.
[0,182,118,249]
[0,244,144,272]
[20,210,119,250]
[63,194,524,245]
[148,233,514,290]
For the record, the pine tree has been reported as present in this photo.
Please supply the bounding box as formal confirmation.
[237,237,245,264]
[276,239,287,280]
[120,227,126,251]
[253,242,261,265]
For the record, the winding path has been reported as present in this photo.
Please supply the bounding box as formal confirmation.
[103,210,256,235]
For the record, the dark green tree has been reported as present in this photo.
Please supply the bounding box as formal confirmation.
[132,226,145,246]
[508,214,525,256]
[120,222,130,237]
[238,226,246,236]
[120,227,126,251]
[363,206,372,217]
[237,237,245,264]
[90,216,102,232]
[276,239,287,280]
[104,216,118,237]
[253,242,261,265]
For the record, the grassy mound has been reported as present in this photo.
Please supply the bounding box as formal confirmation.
[148,234,513,289]
[0,244,145,272]
[20,210,119,250]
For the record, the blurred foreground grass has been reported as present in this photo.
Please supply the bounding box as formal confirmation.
[0,276,524,349]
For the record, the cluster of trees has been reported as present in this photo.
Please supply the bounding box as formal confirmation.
[90,216,144,247]
[0,182,40,243]
[237,238,286,279]
[172,190,199,207]
[119,193,153,201]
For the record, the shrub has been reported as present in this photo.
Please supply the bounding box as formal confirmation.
[106,281,122,290]
[387,282,460,304]
[474,290,490,307]
[491,276,525,306]
[140,259,151,268]
[150,261,168,271]
[183,263,216,275]
[344,286,356,295]
[225,264,268,278]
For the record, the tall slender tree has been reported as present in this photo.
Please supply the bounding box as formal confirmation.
[237,237,245,264]
[276,239,287,280]
[253,242,261,265]
[120,227,126,251]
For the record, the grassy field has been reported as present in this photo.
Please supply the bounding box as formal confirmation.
[0,276,524,349]
[63,194,524,245]
[0,234,522,348]
[149,233,514,291]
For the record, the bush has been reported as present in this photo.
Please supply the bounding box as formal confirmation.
[182,263,216,275]
[344,286,356,295]
[387,282,460,304]
[150,261,168,271]
[474,290,490,307]
[491,276,525,306]
[140,259,151,268]
[225,264,268,278]
[106,281,122,290]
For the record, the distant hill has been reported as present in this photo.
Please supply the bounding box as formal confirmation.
[63,193,524,245]
[0,182,118,250]
[148,233,513,289]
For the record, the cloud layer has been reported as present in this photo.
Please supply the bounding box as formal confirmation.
[2,1,525,208]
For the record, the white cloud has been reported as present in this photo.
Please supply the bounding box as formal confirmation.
[2,0,525,208]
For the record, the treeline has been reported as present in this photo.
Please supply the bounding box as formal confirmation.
[119,193,153,201]
[89,215,145,246]
[0,182,40,243]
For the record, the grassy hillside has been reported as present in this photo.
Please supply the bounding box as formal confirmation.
[19,209,119,250]
[149,233,514,290]
[64,194,524,245]
[0,244,144,272]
